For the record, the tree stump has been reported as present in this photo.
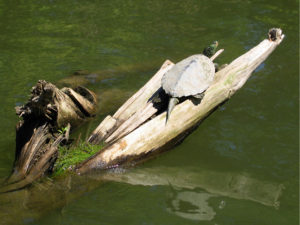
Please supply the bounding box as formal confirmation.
[3,80,97,192]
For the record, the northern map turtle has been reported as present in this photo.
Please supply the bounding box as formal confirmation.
[161,41,218,123]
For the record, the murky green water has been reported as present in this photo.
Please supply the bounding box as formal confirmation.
[0,0,298,224]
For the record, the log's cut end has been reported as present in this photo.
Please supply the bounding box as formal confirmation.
[268,28,284,42]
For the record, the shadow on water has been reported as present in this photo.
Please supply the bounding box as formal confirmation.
[0,166,283,224]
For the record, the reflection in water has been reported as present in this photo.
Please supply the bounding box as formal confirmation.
[0,166,283,224]
[166,191,216,221]
[99,167,283,221]
[102,167,283,208]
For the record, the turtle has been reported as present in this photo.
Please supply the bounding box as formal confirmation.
[161,41,218,124]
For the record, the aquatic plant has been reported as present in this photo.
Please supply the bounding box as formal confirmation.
[53,142,103,176]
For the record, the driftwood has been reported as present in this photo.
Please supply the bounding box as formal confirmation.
[77,28,284,174]
[4,81,97,192]
[87,49,224,145]
[1,28,284,191]
[0,29,285,223]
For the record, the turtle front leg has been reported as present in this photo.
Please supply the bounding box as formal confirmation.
[166,97,179,124]
[215,63,228,72]
[214,62,219,72]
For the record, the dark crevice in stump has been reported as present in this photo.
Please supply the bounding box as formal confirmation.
[1,80,97,193]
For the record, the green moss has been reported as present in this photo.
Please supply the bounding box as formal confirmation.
[52,142,104,177]
[224,73,236,85]
[224,66,247,86]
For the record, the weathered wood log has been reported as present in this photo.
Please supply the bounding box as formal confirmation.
[5,81,97,191]
[77,28,284,174]
[102,49,224,144]
[15,80,97,128]
[87,60,174,144]
[88,49,225,144]
[1,128,69,193]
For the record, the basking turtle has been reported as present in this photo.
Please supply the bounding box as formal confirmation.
[162,41,218,123]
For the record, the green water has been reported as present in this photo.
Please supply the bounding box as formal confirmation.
[0,0,298,224]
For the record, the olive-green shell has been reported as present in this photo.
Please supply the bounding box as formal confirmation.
[162,54,215,97]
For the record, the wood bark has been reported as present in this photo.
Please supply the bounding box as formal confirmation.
[77,28,284,174]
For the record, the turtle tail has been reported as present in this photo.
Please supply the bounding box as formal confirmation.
[166,97,179,124]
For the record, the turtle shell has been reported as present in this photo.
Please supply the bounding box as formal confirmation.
[161,54,215,98]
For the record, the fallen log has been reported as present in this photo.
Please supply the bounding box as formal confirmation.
[5,81,97,191]
[77,28,284,174]
[102,49,225,144]
[0,29,285,222]
[87,50,226,144]
[87,49,224,145]
[87,60,174,144]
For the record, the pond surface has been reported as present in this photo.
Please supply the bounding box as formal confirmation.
[0,0,298,224]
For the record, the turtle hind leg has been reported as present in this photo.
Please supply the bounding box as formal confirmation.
[214,63,228,72]
[166,97,179,124]
[193,92,205,99]
[191,92,205,105]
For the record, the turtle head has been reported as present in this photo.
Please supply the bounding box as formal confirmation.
[212,41,218,49]
[203,41,218,58]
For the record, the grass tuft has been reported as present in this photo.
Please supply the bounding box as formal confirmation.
[52,142,103,177]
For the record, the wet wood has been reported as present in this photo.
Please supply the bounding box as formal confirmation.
[77,28,284,174]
